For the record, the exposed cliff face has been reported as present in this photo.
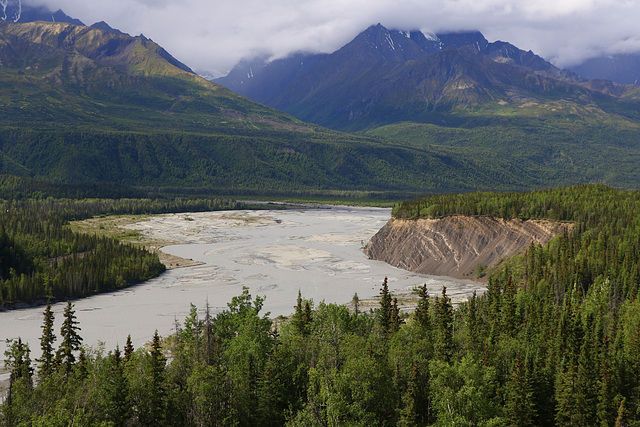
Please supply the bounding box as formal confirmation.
[365,216,569,280]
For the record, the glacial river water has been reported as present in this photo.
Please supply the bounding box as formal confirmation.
[0,205,484,362]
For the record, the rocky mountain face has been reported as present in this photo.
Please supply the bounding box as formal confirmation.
[215,24,591,130]
[0,20,193,80]
[365,216,569,280]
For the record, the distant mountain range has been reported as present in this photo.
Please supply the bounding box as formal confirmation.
[215,24,640,131]
[3,9,640,195]
[216,29,640,91]
[217,25,582,97]
[4,1,640,87]
[2,18,556,196]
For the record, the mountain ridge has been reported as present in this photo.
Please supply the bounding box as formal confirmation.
[215,24,599,131]
[3,19,640,196]
[1,19,558,196]
[0,20,194,76]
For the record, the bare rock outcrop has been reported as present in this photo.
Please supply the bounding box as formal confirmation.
[365,216,569,280]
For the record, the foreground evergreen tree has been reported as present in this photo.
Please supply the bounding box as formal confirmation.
[379,277,393,334]
[146,330,167,426]
[434,286,454,362]
[291,289,311,335]
[391,297,402,332]
[38,303,56,377]
[414,284,431,333]
[398,361,419,426]
[107,346,130,426]
[124,334,134,362]
[55,301,83,375]
[615,397,629,427]
[352,292,360,316]
[505,354,537,427]
[4,338,32,386]
[3,338,33,426]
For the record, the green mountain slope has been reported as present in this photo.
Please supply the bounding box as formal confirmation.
[2,20,561,196]
[366,117,640,190]
[3,20,640,196]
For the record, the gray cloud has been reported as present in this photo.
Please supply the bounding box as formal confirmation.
[25,0,640,76]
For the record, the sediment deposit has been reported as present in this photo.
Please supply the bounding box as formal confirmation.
[365,216,570,280]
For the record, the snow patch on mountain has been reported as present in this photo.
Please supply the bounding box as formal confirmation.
[1,0,21,22]
[386,33,395,51]
[421,31,439,42]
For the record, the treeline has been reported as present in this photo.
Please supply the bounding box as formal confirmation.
[4,184,640,425]
[0,197,243,305]
[0,174,149,201]
[393,183,637,223]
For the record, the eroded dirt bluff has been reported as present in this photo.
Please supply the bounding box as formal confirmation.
[365,216,570,280]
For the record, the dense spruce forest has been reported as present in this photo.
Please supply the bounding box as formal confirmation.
[3,184,640,426]
[0,178,247,306]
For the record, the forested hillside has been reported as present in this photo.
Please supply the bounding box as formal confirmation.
[3,184,640,426]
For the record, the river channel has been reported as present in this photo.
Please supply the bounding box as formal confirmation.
[0,205,484,362]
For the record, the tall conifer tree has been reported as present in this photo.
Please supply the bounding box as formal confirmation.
[434,286,454,361]
[124,334,134,362]
[379,277,392,334]
[145,330,166,425]
[55,301,82,375]
[414,284,431,333]
[505,354,537,426]
[38,303,56,377]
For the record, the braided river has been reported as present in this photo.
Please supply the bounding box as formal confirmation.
[1,205,484,362]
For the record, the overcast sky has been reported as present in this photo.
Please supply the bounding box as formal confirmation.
[26,0,640,77]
